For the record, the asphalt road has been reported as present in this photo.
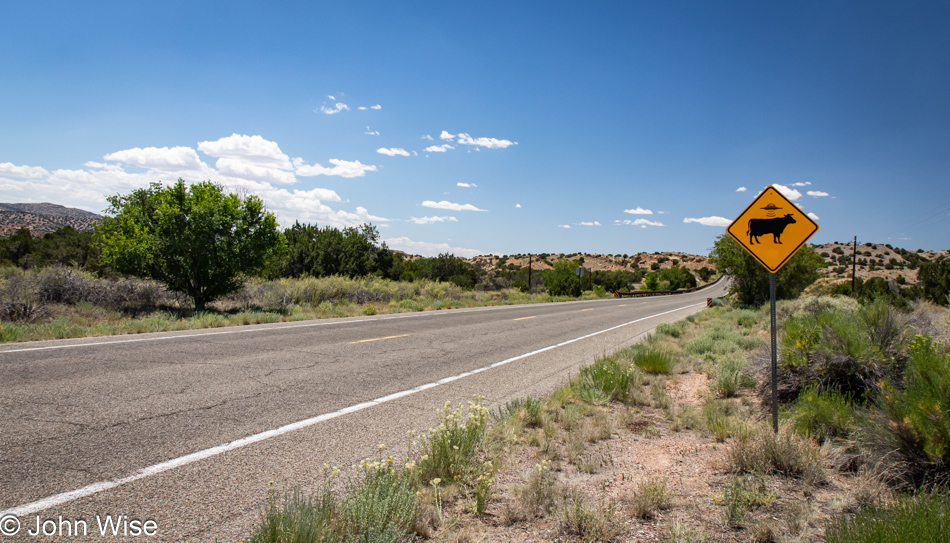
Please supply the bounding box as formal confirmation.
[0,282,726,542]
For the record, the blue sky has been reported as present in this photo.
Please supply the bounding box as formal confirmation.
[1,2,948,257]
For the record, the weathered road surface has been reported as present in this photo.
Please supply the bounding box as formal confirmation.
[1,282,726,542]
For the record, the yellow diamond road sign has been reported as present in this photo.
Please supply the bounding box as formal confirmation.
[727,186,819,273]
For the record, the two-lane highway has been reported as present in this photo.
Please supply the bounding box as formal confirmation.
[1,282,726,541]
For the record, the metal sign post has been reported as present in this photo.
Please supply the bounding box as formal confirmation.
[727,186,819,433]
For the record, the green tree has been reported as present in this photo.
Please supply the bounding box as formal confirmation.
[97,180,286,310]
[658,265,697,290]
[542,260,582,297]
[709,234,823,306]
[918,260,950,305]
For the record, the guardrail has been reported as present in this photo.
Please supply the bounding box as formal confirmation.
[614,274,726,299]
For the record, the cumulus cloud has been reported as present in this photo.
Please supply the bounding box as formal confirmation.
[807,212,820,221]
[772,184,802,200]
[576,221,601,226]
[424,144,454,153]
[791,182,812,187]
[807,190,829,197]
[377,147,410,157]
[318,102,350,115]
[515,203,521,208]
[736,186,747,192]
[683,216,731,227]
[0,135,393,232]
[383,236,480,258]
[623,206,653,215]
[410,216,458,224]
[0,163,50,179]
[559,225,571,229]
[456,133,516,149]
[104,146,205,171]
[370,104,381,110]
[456,182,477,188]
[198,134,293,169]
[422,200,486,212]
[422,135,434,141]
[296,159,378,178]
[616,219,664,228]
[440,131,456,141]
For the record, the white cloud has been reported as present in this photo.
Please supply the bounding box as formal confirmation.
[440,131,456,141]
[197,134,293,169]
[0,162,50,179]
[422,200,486,212]
[791,182,812,187]
[456,182,477,188]
[215,157,298,185]
[377,147,410,157]
[422,135,434,141]
[370,104,382,110]
[736,186,747,192]
[456,133,516,149]
[358,107,367,110]
[807,190,829,197]
[576,221,601,226]
[296,159,378,178]
[559,225,571,229]
[807,212,820,221]
[623,206,653,215]
[515,204,521,208]
[318,102,350,115]
[424,144,454,153]
[328,95,336,100]
[683,216,731,227]
[0,136,393,232]
[616,219,664,227]
[383,236,480,258]
[410,215,458,224]
[771,184,802,200]
[365,126,379,135]
[105,146,205,171]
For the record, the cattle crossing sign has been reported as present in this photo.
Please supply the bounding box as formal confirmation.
[726,186,818,273]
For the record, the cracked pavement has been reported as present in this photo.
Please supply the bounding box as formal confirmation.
[0,284,726,542]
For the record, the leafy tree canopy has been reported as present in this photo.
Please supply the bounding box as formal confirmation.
[918,260,950,306]
[97,180,286,310]
[276,222,394,279]
[709,234,823,306]
[542,260,582,297]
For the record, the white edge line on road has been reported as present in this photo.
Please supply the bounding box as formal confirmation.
[1,301,705,518]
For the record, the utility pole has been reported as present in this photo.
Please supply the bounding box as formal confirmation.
[851,236,858,298]
[527,254,532,291]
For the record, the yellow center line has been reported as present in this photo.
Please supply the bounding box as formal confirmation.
[349,334,409,344]
[513,316,536,321]
[580,308,594,312]
[618,304,627,307]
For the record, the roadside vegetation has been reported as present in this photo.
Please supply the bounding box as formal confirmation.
[0,182,712,343]
[245,290,949,542]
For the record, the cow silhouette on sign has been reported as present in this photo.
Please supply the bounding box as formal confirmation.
[747,214,796,244]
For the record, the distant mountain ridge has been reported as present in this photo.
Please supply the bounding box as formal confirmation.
[0,203,102,237]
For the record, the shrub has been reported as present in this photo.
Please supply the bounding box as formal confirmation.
[342,465,417,543]
[826,487,950,543]
[714,473,776,527]
[728,424,826,484]
[791,385,856,442]
[656,322,684,338]
[628,477,672,519]
[360,304,378,316]
[416,400,489,485]
[556,494,623,541]
[712,357,756,398]
[873,335,950,477]
[397,299,422,311]
[250,488,338,543]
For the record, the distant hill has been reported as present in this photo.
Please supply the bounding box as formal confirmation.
[0,203,102,237]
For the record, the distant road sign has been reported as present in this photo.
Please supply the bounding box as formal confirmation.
[726,186,819,273]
